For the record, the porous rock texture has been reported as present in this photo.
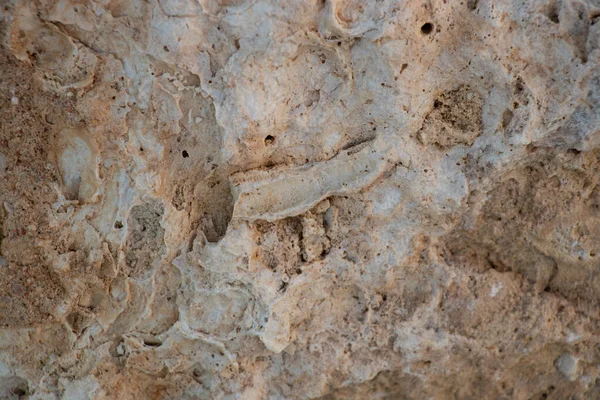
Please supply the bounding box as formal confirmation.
[0,0,600,398]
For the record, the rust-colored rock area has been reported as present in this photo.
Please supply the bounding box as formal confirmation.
[1,0,600,399]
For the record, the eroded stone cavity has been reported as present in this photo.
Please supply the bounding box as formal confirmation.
[0,0,600,399]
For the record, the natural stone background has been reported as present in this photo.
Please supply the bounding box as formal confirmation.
[0,0,599,398]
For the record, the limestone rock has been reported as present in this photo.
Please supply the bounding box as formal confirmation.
[0,0,600,399]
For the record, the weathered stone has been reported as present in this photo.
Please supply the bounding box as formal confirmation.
[0,0,599,398]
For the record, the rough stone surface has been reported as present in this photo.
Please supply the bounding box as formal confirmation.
[0,0,600,399]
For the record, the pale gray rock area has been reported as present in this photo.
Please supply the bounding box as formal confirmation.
[0,0,600,399]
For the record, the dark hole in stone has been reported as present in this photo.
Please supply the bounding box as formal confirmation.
[467,0,479,10]
[264,135,275,145]
[182,150,189,158]
[143,338,162,347]
[421,23,434,35]
[114,221,123,229]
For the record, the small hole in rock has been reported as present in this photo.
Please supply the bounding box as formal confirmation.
[467,0,478,10]
[114,221,123,229]
[421,23,434,35]
[501,109,514,128]
[143,338,162,347]
[182,150,189,158]
[163,45,170,52]
[264,135,275,145]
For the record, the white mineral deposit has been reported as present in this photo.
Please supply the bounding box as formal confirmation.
[0,0,599,399]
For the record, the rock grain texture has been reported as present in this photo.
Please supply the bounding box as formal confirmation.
[1,0,600,399]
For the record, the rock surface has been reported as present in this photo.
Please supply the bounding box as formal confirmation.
[0,0,600,398]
